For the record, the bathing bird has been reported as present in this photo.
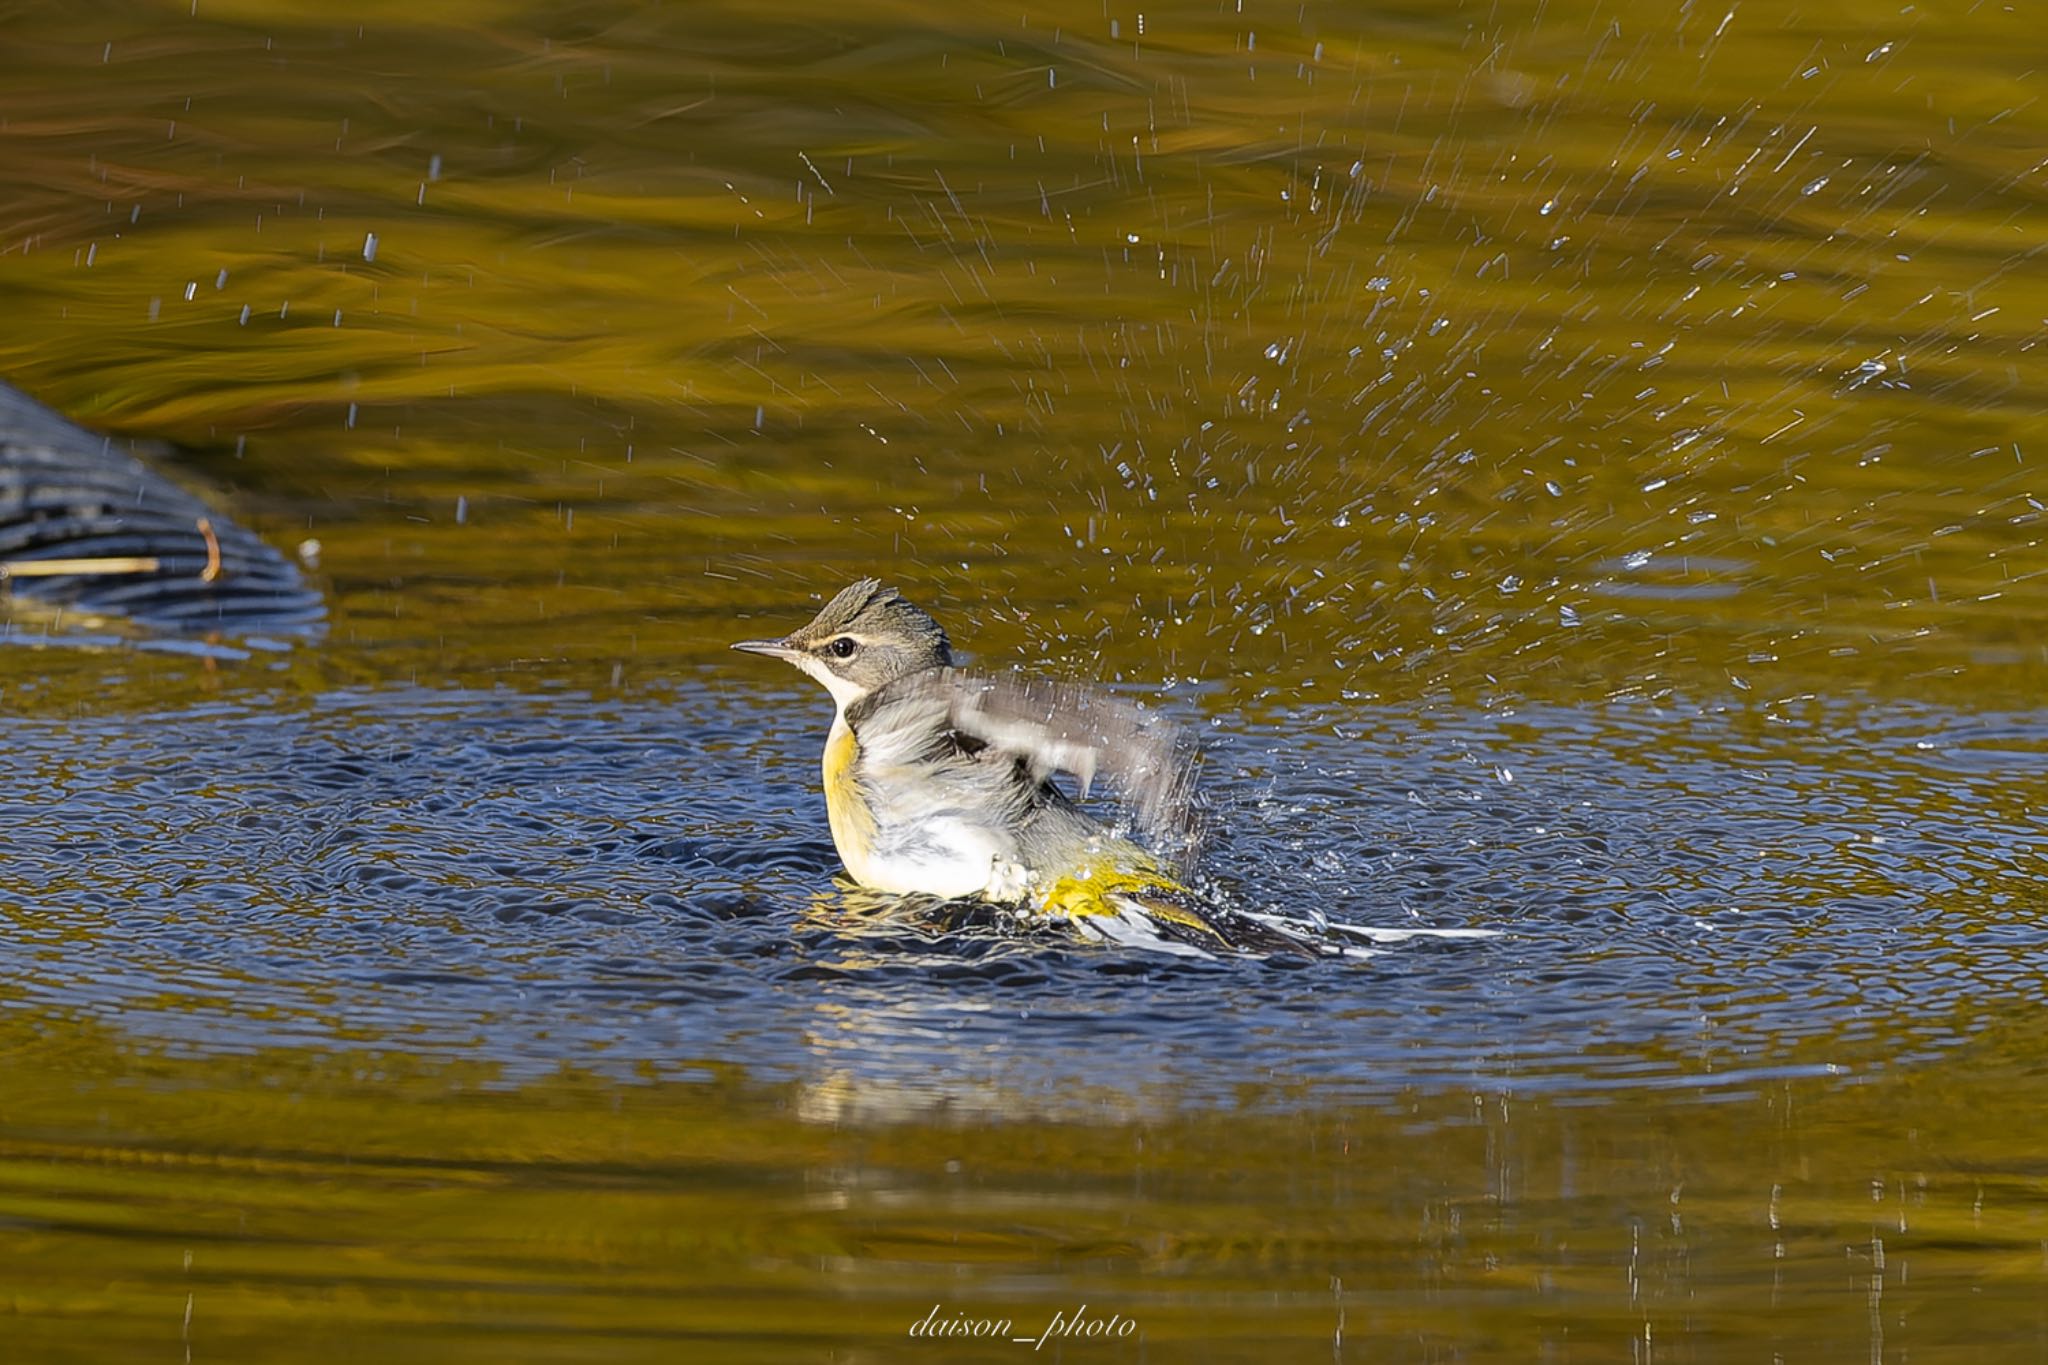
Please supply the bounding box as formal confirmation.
[734,579,1309,955]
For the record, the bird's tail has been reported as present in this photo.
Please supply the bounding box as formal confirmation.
[1030,865,1338,958]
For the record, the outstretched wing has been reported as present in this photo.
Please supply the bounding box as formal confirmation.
[861,667,1204,857]
[0,380,324,633]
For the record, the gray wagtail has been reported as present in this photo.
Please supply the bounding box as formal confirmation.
[733,578,1290,953]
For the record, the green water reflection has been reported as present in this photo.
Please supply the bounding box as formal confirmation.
[2,0,2045,1357]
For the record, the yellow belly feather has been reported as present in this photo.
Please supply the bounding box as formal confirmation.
[822,719,878,886]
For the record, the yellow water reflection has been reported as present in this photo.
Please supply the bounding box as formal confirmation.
[3,1013,2046,1362]
[4,0,2043,706]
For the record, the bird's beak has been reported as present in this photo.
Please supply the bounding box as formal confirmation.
[732,637,802,662]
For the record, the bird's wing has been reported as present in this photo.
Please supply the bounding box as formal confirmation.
[862,668,1204,855]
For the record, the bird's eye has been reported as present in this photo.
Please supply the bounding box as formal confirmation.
[830,637,858,658]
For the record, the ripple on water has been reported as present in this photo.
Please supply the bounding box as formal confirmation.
[0,680,2042,1116]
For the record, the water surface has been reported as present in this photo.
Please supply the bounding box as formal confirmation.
[2,0,2045,1359]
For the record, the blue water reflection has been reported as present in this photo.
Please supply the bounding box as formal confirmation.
[3,677,2036,1118]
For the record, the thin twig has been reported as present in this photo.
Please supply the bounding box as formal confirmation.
[0,555,164,578]
[196,517,223,583]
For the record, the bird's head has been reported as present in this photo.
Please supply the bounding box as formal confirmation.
[732,578,953,709]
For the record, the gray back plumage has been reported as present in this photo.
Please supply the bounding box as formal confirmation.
[850,666,1205,871]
